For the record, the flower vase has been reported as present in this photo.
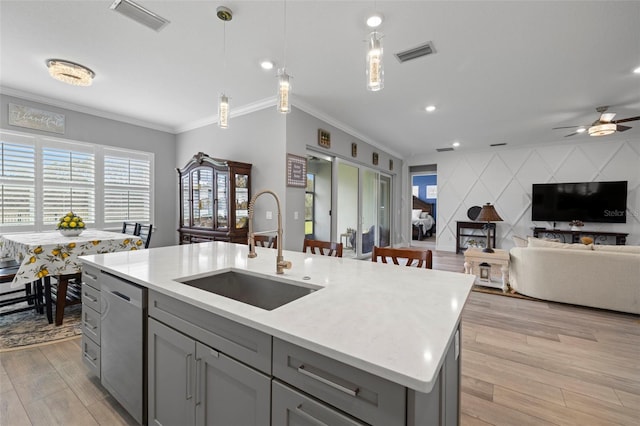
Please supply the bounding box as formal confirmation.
[571,226,580,231]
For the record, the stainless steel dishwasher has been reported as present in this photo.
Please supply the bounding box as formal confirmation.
[100,272,147,425]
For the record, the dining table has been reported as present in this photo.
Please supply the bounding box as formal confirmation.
[0,229,143,325]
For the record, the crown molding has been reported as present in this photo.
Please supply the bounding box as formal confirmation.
[175,96,277,133]
[291,97,403,159]
[0,86,175,134]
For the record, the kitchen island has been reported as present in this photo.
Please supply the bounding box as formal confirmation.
[80,242,474,425]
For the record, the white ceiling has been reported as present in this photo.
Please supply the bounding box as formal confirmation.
[1,1,639,158]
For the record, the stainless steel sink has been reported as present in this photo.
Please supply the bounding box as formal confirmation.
[177,270,319,310]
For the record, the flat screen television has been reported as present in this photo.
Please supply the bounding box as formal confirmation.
[531,181,627,223]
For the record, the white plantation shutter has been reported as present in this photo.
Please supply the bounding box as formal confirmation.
[0,140,35,225]
[104,150,151,223]
[42,146,95,224]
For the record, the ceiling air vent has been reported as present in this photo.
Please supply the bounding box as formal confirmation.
[110,0,170,32]
[395,42,436,63]
[436,147,454,152]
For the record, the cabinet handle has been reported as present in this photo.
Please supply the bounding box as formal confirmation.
[83,318,97,330]
[83,292,98,302]
[195,357,201,406]
[186,353,193,400]
[297,365,359,397]
[84,272,98,280]
[83,351,97,362]
[294,404,329,426]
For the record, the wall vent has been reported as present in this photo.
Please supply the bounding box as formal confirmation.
[436,147,454,152]
[395,42,436,63]
[110,0,170,32]
[490,143,507,147]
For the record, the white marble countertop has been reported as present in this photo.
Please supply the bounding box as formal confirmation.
[80,242,474,393]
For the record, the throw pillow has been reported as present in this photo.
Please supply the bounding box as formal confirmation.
[527,236,593,250]
[412,209,421,220]
[512,235,528,247]
[593,244,640,254]
[419,212,429,219]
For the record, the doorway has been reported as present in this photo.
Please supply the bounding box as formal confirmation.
[410,165,437,251]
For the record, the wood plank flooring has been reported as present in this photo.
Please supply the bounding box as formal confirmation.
[1,249,638,425]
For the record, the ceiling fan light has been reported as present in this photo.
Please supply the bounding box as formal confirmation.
[576,127,586,133]
[46,59,94,86]
[588,123,616,136]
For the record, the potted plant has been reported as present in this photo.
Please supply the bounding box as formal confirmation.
[569,220,584,231]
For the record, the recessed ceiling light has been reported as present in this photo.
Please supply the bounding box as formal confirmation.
[576,127,587,133]
[425,105,436,112]
[452,141,460,147]
[366,12,383,28]
[260,60,274,70]
[633,66,640,74]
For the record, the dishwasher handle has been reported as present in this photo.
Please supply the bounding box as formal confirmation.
[111,290,131,302]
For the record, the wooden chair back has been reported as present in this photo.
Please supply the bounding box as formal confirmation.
[254,235,277,249]
[371,246,433,269]
[135,224,153,249]
[302,239,343,257]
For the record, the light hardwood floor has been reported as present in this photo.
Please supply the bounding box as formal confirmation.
[1,250,638,425]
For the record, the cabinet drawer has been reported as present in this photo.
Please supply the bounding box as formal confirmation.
[82,264,101,290]
[149,290,272,374]
[272,380,366,426]
[273,338,405,426]
[82,282,101,313]
[81,334,100,377]
[82,305,101,343]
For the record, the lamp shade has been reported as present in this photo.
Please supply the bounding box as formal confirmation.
[476,203,503,222]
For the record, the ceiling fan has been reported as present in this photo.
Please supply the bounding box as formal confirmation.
[553,106,640,137]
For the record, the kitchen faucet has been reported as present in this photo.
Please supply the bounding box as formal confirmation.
[247,190,291,274]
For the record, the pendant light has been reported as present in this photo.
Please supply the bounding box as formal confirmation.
[277,0,291,113]
[217,6,232,128]
[366,30,384,91]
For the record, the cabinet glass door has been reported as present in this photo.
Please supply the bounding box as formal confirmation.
[182,175,190,227]
[235,174,249,229]
[215,170,229,229]
[192,168,213,228]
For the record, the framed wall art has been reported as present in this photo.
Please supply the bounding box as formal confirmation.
[351,142,357,157]
[8,103,65,134]
[318,129,331,148]
[286,153,307,187]
[372,152,379,166]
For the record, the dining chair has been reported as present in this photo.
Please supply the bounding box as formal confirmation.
[254,235,277,249]
[0,259,48,319]
[135,223,153,248]
[371,246,433,269]
[302,239,343,257]
[122,221,139,235]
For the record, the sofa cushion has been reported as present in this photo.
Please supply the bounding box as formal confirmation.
[593,244,640,254]
[527,237,593,250]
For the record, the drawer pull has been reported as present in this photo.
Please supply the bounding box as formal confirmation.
[84,292,98,303]
[295,404,329,426]
[298,365,359,397]
[83,352,97,362]
[186,353,193,400]
[84,272,98,280]
[83,319,97,330]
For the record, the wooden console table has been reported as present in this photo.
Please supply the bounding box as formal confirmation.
[456,221,496,253]
[532,228,628,245]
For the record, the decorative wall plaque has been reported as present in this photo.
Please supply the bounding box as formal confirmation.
[389,159,394,171]
[351,142,358,157]
[8,103,65,134]
[372,152,379,166]
[286,153,307,187]
[318,129,331,148]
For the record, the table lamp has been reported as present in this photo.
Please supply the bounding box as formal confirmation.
[475,203,503,253]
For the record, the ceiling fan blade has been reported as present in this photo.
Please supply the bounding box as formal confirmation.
[553,125,582,130]
[564,132,579,137]
[616,125,632,132]
[612,116,640,124]
[600,112,616,122]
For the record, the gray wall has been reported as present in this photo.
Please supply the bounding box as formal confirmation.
[0,94,177,248]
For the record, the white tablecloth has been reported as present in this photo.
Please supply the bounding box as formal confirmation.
[0,230,143,287]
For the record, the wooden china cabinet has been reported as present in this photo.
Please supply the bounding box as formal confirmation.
[177,152,252,244]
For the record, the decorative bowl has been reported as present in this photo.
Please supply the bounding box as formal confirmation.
[59,228,83,237]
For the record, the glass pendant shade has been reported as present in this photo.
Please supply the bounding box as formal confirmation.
[366,31,384,91]
[218,94,229,129]
[277,68,291,114]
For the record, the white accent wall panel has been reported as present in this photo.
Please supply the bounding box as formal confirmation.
[410,138,640,252]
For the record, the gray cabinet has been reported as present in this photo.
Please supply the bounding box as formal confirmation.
[148,318,271,426]
[81,265,102,377]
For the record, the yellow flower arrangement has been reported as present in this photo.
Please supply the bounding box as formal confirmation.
[56,211,86,230]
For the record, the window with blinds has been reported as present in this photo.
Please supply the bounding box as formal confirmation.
[0,130,154,231]
[0,141,35,225]
[104,152,151,223]
[42,147,95,225]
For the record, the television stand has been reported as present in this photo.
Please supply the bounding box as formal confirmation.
[532,228,628,245]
